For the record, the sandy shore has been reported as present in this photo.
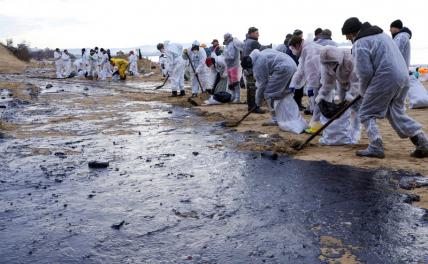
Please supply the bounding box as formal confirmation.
[132,78,428,176]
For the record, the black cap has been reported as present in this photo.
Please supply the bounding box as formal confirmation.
[211,39,219,44]
[314,28,323,35]
[248,27,258,34]
[293,29,303,36]
[390,19,403,29]
[342,17,362,35]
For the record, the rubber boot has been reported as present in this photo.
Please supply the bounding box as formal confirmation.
[356,138,385,159]
[410,133,428,158]
[179,90,186,97]
[171,91,178,97]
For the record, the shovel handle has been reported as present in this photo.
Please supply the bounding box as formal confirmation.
[184,52,203,92]
[236,106,258,126]
[296,95,361,150]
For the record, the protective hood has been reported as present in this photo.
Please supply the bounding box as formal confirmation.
[354,22,383,42]
[249,49,261,65]
[393,27,412,39]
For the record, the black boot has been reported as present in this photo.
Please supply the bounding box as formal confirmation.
[253,106,267,114]
[171,91,178,97]
[410,133,428,158]
[179,90,186,96]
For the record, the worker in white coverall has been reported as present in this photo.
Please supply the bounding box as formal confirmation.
[54,48,63,78]
[241,49,308,134]
[128,51,138,76]
[390,19,412,68]
[223,33,243,104]
[61,50,72,78]
[157,42,186,97]
[288,36,323,134]
[81,48,89,73]
[315,46,361,145]
[88,49,99,79]
[184,41,208,97]
[342,17,428,158]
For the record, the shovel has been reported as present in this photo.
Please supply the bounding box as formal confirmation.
[154,75,169,90]
[293,95,361,151]
[184,52,208,100]
[221,106,257,127]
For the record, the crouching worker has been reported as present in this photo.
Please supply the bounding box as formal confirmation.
[241,49,308,134]
[110,58,129,80]
[315,46,361,145]
[204,56,232,104]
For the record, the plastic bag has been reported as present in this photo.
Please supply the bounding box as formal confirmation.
[408,76,428,109]
[319,109,356,145]
[274,93,308,134]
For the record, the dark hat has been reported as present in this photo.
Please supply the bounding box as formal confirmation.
[241,56,253,69]
[211,39,219,44]
[342,17,362,35]
[248,27,258,34]
[314,28,323,35]
[390,19,403,29]
[293,29,303,36]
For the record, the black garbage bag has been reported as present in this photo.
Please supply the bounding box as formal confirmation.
[318,99,347,119]
[213,92,232,103]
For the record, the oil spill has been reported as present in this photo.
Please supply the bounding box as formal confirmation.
[0,72,428,263]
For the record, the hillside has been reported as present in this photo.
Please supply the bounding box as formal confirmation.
[0,44,28,73]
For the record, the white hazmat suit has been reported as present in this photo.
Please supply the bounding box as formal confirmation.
[61,52,72,78]
[353,22,425,157]
[317,46,361,145]
[164,42,186,92]
[54,50,63,78]
[129,52,138,76]
[186,41,208,95]
[251,49,307,134]
[290,41,323,129]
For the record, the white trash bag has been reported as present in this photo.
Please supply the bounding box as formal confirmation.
[319,109,356,145]
[274,93,308,134]
[408,76,428,109]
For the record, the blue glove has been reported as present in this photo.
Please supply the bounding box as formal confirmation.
[308,89,314,97]
[289,87,295,93]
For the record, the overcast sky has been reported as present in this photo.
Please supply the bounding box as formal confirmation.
[1,0,427,50]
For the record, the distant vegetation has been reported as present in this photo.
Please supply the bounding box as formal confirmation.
[1,38,65,62]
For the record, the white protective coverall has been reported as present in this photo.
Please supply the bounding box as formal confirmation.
[164,41,185,92]
[81,50,89,73]
[251,49,307,134]
[129,52,138,76]
[73,59,86,77]
[61,52,72,78]
[290,41,323,128]
[393,27,412,68]
[353,23,423,152]
[88,53,99,79]
[186,41,208,95]
[54,51,63,78]
[99,52,110,80]
[317,46,361,145]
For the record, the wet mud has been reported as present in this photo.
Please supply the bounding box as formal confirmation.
[1,70,428,263]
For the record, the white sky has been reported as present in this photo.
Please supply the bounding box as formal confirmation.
[1,0,427,50]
